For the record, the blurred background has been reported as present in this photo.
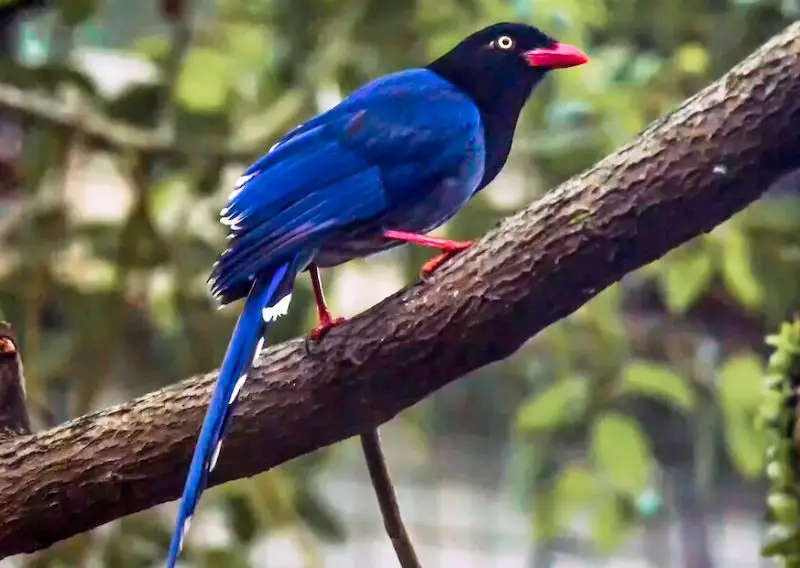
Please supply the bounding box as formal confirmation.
[0,0,799,566]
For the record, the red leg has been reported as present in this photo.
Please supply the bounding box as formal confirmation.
[383,229,473,276]
[308,264,346,340]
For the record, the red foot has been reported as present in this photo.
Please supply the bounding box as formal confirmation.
[421,242,473,276]
[309,315,347,340]
[382,229,474,277]
[307,263,346,342]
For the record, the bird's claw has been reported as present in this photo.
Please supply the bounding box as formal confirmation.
[420,241,473,279]
[305,316,347,353]
[310,316,347,340]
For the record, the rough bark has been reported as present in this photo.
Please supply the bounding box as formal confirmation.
[0,21,799,559]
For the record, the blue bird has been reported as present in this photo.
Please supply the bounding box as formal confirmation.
[166,22,587,566]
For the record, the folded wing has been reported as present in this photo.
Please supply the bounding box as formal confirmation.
[210,69,484,304]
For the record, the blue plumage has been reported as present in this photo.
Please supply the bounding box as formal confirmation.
[165,259,299,566]
[211,70,483,303]
[167,22,587,567]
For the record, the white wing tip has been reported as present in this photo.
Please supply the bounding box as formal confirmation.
[228,373,248,406]
[220,214,244,228]
[178,515,192,553]
[232,172,256,192]
[209,440,223,473]
[253,337,265,363]
[262,294,292,323]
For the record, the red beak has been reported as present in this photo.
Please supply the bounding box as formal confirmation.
[523,43,589,69]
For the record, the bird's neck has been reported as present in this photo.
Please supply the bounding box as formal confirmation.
[427,62,546,189]
[475,87,533,189]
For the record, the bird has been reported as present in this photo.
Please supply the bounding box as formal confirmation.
[166,21,587,566]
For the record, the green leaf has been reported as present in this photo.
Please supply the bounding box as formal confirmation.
[674,43,710,75]
[716,352,764,414]
[660,249,713,313]
[551,464,597,528]
[762,526,800,557]
[591,493,630,553]
[516,376,588,432]
[130,35,172,64]
[591,412,652,494]
[222,22,271,74]
[531,491,559,542]
[618,360,696,411]
[717,353,767,480]
[724,411,766,479]
[719,230,764,311]
[554,464,596,505]
[176,47,234,113]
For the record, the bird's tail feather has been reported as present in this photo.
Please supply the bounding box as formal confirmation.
[166,257,300,568]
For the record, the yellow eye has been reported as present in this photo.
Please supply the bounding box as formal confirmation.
[495,35,515,50]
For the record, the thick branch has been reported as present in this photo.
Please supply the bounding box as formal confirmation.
[1,22,799,558]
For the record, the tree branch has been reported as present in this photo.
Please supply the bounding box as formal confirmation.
[0,80,261,160]
[0,21,799,559]
[0,323,30,439]
[360,429,422,568]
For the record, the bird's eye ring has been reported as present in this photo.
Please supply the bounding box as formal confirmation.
[495,35,515,50]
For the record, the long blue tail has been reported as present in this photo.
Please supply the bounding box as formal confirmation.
[166,259,299,567]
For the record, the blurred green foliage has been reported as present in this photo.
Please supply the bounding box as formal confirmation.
[1,0,798,566]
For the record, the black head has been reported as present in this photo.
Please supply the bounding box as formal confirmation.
[427,23,588,108]
[427,22,589,188]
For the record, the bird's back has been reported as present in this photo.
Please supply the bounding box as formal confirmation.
[312,70,488,266]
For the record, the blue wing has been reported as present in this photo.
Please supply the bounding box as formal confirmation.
[211,69,484,303]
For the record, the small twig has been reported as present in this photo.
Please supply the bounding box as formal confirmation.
[0,322,31,438]
[359,429,422,568]
[0,81,264,161]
